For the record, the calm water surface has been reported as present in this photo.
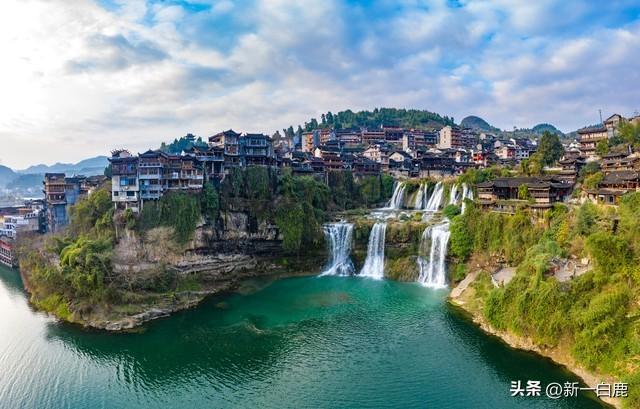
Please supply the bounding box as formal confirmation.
[0,265,604,408]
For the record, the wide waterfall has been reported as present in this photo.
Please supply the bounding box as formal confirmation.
[414,184,426,210]
[449,184,459,205]
[388,182,406,209]
[320,222,355,276]
[424,182,444,211]
[359,222,387,279]
[417,222,450,288]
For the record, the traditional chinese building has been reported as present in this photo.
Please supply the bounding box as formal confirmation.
[476,176,572,206]
[577,125,609,158]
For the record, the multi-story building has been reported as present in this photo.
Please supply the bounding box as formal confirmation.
[242,133,275,166]
[335,129,362,145]
[109,150,140,212]
[43,173,68,232]
[302,131,319,153]
[184,145,225,181]
[0,238,15,267]
[209,129,242,167]
[362,130,385,146]
[363,143,391,170]
[438,126,462,149]
[577,125,608,157]
[138,150,168,201]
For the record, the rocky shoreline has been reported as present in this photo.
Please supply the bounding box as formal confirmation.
[448,276,621,409]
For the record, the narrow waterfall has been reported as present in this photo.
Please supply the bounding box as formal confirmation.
[387,182,406,209]
[424,182,444,211]
[449,184,459,205]
[414,184,426,210]
[320,222,355,276]
[418,222,450,288]
[359,222,387,279]
[461,183,474,214]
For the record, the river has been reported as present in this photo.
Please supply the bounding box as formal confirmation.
[0,265,605,408]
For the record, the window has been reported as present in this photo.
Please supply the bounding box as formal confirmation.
[113,191,119,196]
[126,191,135,197]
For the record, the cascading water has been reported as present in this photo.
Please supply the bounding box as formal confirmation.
[359,222,387,280]
[417,222,450,288]
[414,184,426,210]
[320,222,355,276]
[449,184,459,205]
[387,182,406,209]
[461,183,474,214]
[424,182,444,211]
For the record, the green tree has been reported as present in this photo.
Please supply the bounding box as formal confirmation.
[201,182,219,223]
[618,121,640,147]
[595,140,609,156]
[518,184,532,200]
[537,131,564,165]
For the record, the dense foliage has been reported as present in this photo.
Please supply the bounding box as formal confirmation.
[139,192,201,244]
[159,134,208,154]
[293,107,455,131]
[456,197,640,408]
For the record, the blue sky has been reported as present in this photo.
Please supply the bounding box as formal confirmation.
[1,0,639,168]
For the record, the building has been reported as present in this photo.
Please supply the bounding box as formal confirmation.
[363,143,391,170]
[362,130,385,146]
[476,177,572,206]
[302,131,318,153]
[558,156,586,184]
[138,150,168,201]
[109,150,140,212]
[438,126,462,149]
[184,145,225,181]
[209,129,242,167]
[586,170,640,205]
[242,133,275,166]
[604,114,624,139]
[43,173,68,232]
[577,125,609,157]
[0,238,15,268]
[600,151,639,174]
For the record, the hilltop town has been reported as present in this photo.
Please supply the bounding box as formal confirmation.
[1,109,640,267]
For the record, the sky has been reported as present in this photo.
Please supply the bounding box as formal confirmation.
[1,0,639,169]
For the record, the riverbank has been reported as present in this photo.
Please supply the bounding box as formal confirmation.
[448,274,620,409]
[18,244,324,331]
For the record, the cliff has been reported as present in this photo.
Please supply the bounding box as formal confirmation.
[18,208,326,331]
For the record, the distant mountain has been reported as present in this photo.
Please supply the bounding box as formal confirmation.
[0,165,17,188]
[531,123,563,135]
[460,116,500,132]
[19,156,109,176]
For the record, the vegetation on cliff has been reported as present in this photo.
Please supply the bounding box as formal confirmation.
[219,167,393,253]
[451,197,640,408]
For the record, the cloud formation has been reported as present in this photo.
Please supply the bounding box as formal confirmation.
[1,0,639,168]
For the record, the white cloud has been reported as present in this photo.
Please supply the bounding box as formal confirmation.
[0,0,639,168]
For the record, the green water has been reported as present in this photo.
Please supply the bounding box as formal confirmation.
[0,266,605,408]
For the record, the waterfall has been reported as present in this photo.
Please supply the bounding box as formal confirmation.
[320,222,355,276]
[414,184,426,210]
[449,184,459,205]
[387,182,406,209]
[359,222,387,279]
[424,182,444,211]
[461,183,474,214]
[417,222,450,288]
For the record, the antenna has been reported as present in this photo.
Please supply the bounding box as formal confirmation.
[599,109,603,124]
